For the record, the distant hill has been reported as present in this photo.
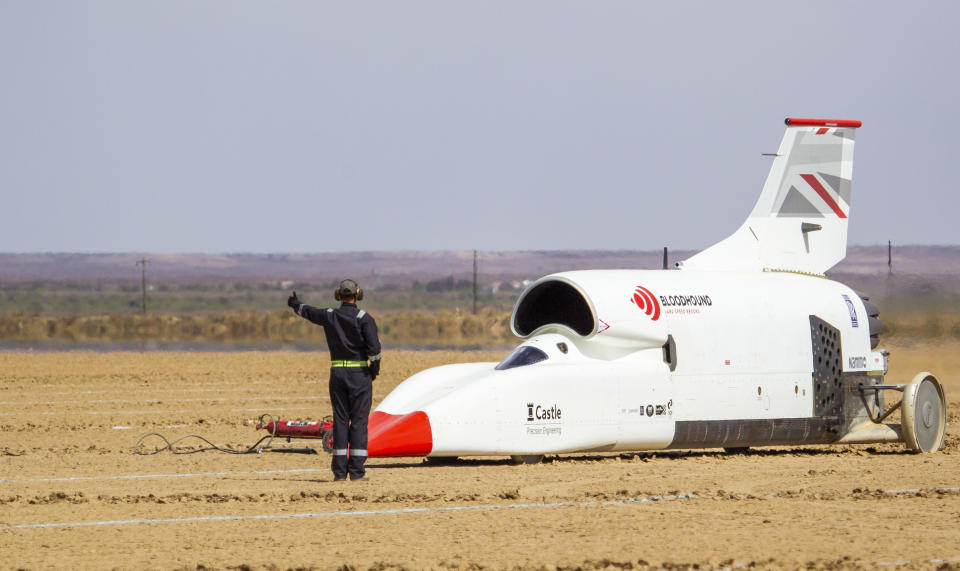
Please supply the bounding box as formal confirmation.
[1,246,957,285]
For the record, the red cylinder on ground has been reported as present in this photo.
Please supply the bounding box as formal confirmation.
[262,420,330,439]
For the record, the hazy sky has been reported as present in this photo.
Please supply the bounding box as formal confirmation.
[2,2,957,254]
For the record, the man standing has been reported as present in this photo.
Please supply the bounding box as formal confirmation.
[288,279,381,481]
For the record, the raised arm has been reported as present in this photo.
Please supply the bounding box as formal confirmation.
[287,292,331,327]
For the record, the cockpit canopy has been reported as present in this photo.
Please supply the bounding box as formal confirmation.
[512,279,595,337]
[495,346,548,370]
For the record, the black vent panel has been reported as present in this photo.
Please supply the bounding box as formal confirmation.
[810,315,843,421]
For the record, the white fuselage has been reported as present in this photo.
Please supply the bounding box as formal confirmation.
[371,269,886,457]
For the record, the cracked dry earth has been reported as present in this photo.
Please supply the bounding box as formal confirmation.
[1,345,959,570]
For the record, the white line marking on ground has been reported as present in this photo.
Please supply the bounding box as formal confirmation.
[2,483,957,532]
[47,388,275,396]
[0,407,318,417]
[31,382,346,398]
[0,467,324,484]
[0,493,696,531]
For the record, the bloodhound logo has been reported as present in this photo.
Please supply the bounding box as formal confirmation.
[630,285,661,321]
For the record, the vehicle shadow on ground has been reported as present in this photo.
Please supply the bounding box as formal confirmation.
[292,445,917,481]
[435,445,911,465]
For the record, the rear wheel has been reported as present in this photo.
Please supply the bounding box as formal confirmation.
[902,373,947,453]
[321,429,334,454]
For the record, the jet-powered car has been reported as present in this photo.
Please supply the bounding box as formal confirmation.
[266,117,947,461]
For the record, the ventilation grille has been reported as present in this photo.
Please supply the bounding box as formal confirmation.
[810,316,843,419]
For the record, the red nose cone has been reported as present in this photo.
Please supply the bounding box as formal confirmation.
[367,411,433,457]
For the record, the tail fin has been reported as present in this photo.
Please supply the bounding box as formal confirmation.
[681,118,861,274]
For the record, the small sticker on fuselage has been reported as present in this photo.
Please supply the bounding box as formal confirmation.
[842,294,859,328]
[848,356,867,369]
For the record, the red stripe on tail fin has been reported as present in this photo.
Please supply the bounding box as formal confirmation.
[800,174,847,218]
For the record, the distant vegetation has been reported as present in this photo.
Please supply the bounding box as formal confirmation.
[0,309,517,349]
[0,281,957,349]
[0,277,523,315]
[1,247,958,347]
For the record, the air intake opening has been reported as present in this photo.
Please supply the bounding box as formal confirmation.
[514,280,595,337]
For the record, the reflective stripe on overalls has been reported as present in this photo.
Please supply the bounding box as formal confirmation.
[331,360,367,367]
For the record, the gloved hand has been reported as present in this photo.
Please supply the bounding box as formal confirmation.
[287,291,300,310]
[369,359,381,381]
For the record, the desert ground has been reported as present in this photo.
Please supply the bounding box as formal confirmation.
[0,344,958,570]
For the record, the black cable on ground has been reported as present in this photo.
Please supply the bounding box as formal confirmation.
[134,413,279,455]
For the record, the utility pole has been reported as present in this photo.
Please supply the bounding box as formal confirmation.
[888,240,893,275]
[136,257,149,315]
[472,249,478,315]
[662,247,669,270]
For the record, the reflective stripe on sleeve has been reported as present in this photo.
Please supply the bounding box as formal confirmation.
[369,353,382,361]
[357,310,366,319]
[350,449,368,457]
[333,449,348,456]
[297,304,306,316]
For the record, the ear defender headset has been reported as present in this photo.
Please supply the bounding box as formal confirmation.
[334,278,363,301]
